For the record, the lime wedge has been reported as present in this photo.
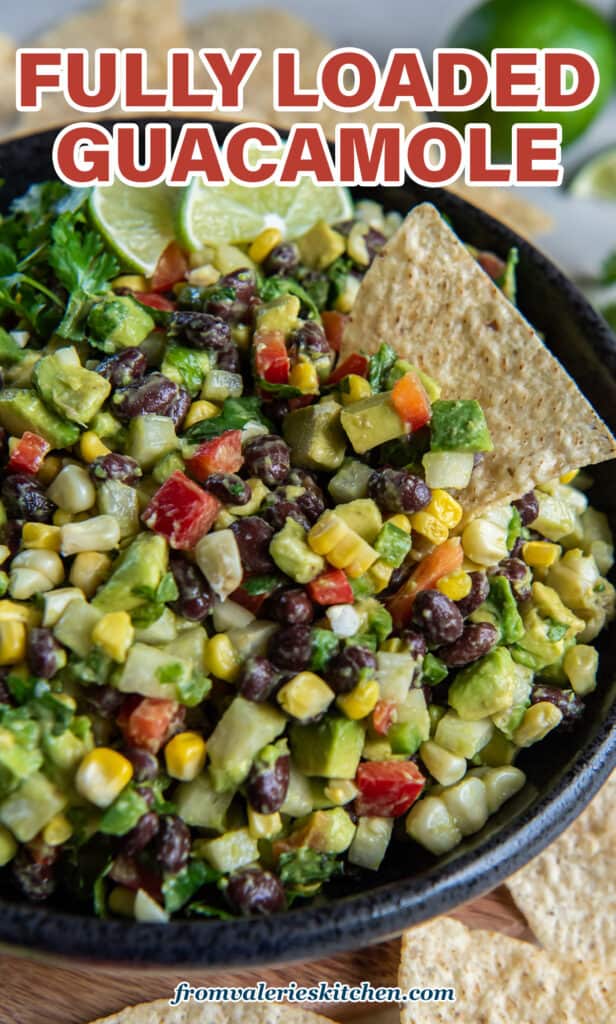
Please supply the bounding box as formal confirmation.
[178,152,352,250]
[569,147,616,200]
[90,182,179,276]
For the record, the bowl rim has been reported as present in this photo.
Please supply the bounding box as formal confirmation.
[0,118,614,968]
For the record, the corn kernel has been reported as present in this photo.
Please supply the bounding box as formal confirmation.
[277,671,335,720]
[165,731,207,782]
[69,551,112,598]
[337,678,380,720]
[345,541,379,579]
[387,514,412,535]
[37,455,62,486]
[184,400,220,429]
[247,807,283,840]
[187,264,220,287]
[75,748,134,808]
[380,637,407,652]
[248,227,283,263]
[53,509,74,527]
[42,813,73,846]
[327,531,364,568]
[341,374,372,405]
[410,511,449,546]
[369,559,393,592]
[560,470,578,485]
[308,511,349,555]
[0,824,17,866]
[461,519,508,567]
[437,570,472,601]
[0,621,26,665]
[514,701,562,747]
[0,600,41,627]
[22,523,61,552]
[204,633,241,682]
[522,540,561,568]
[80,431,110,463]
[108,886,136,917]
[92,611,134,662]
[426,489,463,530]
[323,779,359,805]
[289,361,319,395]
[112,274,148,291]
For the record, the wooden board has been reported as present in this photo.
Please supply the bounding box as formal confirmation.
[0,886,533,1024]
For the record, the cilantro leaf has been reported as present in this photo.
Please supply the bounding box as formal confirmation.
[163,860,221,914]
[49,212,119,339]
[601,250,616,285]
[242,574,284,596]
[187,901,234,920]
[258,275,321,321]
[278,848,343,888]
[131,572,179,628]
[368,343,397,392]
[257,378,303,398]
[184,396,271,442]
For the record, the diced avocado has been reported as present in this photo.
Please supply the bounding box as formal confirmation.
[292,807,356,854]
[270,518,325,584]
[125,414,178,471]
[290,717,364,778]
[88,296,155,353]
[97,479,140,539]
[512,607,569,671]
[328,459,373,503]
[114,642,193,700]
[152,452,185,484]
[491,662,533,739]
[164,626,207,669]
[0,388,80,448]
[100,785,149,836]
[546,549,601,616]
[348,816,393,870]
[0,723,43,797]
[448,647,518,721]
[133,608,177,645]
[32,351,110,425]
[374,521,412,567]
[532,492,577,541]
[391,688,430,754]
[471,575,524,645]
[472,731,517,767]
[43,722,93,781]
[93,533,168,614]
[296,220,346,270]
[0,328,26,365]
[175,770,235,833]
[207,697,287,792]
[227,620,278,660]
[281,764,314,817]
[340,392,406,454]
[0,771,67,842]
[201,370,243,402]
[4,349,40,388]
[531,582,585,640]
[336,499,382,543]
[161,345,211,396]
[283,401,347,471]
[198,827,259,873]
[90,409,124,444]
[255,293,301,335]
[434,710,494,759]
[429,399,493,453]
[53,599,102,657]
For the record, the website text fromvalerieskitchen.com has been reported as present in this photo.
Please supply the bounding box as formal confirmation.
[169,980,455,1005]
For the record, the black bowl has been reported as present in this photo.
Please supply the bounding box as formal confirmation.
[1,119,615,968]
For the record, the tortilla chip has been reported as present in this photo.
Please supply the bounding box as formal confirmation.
[0,34,17,134]
[449,182,553,239]
[399,916,615,1023]
[507,770,615,969]
[91,1000,337,1023]
[342,203,616,520]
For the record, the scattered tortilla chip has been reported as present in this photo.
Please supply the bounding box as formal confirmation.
[0,34,17,134]
[399,916,615,1023]
[91,1000,337,1023]
[507,770,615,969]
[342,203,616,520]
[449,181,553,239]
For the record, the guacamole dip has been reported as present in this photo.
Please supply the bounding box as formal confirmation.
[0,183,613,922]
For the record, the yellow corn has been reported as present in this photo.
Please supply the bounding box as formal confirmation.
[327,531,364,568]
[560,470,578,485]
[410,511,449,546]
[522,540,561,568]
[387,514,412,534]
[187,264,220,288]
[165,731,207,782]
[248,807,283,840]
[438,570,472,601]
[426,489,463,530]
[337,678,380,720]
[22,523,61,552]
[369,559,393,592]
[204,633,240,682]
[184,400,220,429]
[278,671,335,720]
[345,539,379,579]
[42,813,73,846]
[69,551,112,598]
[308,510,377,577]
[112,274,148,291]
[75,748,134,808]
[380,637,407,652]
[341,374,372,405]
[0,600,41,627]
[92,611,134,663]
[37,455,62,486]
[80,431,110,463]
[0,621,26,665]
[308,510,349,555]
[289,361,319,395]
[248,227,283,263]
[514,701,562,748]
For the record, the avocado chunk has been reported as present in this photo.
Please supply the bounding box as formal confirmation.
[290,807,356,854]
[0,770,67,842]
[175,769,235,832]
[296,220,346,270]
[328,459,373,503]
[0,328,26,366]
[255,293,301,335]
[270,518,325,584]
[207,696,287,792]
[340,392,406,454]
[336,499,383,543]
[283,401,347,471]
[491,662,533,739]
[33,350,111,426]
[88,295,155,353]
[0,720,43,798]
[290,716,364,778]
[125,414,178,471]
[471,575,524,645]
[429,399,493,453]
[161,346,211,396]
[448,647,518,721]
[0,388,80,448]
[92,533,168,614]
[512,582,585,671]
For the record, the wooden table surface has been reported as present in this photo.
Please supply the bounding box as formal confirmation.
[0,885,534,1024]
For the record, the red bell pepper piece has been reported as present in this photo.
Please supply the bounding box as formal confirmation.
[355,761,425,817]
[327,352,370,385]
[254,329,290,384]
[142,470,220,549]
[134,292,176,311]
[391,372,431,431]
[7,431,50,475]
[307,569,354,606]
[321,310,348,352]
[150,241,188,293]
[372,699,397,737]
[185,429,244,480]
[229,586,268,616]
[119,697,181,754]
[387,538,463,628]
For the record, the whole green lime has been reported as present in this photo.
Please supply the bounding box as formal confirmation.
[445,0,616,155]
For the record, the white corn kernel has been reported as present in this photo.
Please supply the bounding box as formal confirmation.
[60,516,120,555]
[9,568,54,600]
[325,604,361,638]
[10,549,64,586]
[47,465,96,514]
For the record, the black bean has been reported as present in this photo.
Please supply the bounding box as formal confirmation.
[510,536,525,559]
[169,554,213,622]
[494,559,532,602]
[531,684,584,724]
[171,310,232,350]
[368,468,431,515]
[263,243,300,276]
[122,811,160,857]
[226,866,286,915]
[203,473,251,506]
[26,628,64,679]
[12,846,57,902]
[287,468,323,495]
[156,815,190,874]
[439,622,498,667]
[269,624,313,672]
[266,587,314,625]
[84,684,124,719]
[289,321,330,359]
[513,490,540,527]
[296,488,325,525]
[456,571,490,618]
[123,746,159,782]
[135,785,156,809]
[108,854,141,889]
[239,657,279,702]
[399,628,428,660]
[214,344,241,373]
[96,348,147,388]
[243,434,290,487]
[328,645,377,695]
[412,590,464,648]
[219,269,257,304]
[231,516,275,573]
[166,386,191,428]
[111,372,180,422]
[247,753,290,814]
[1,474,55,523]
[364,227,387,262]
[90,453,142,484]
[263,495,310,532]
